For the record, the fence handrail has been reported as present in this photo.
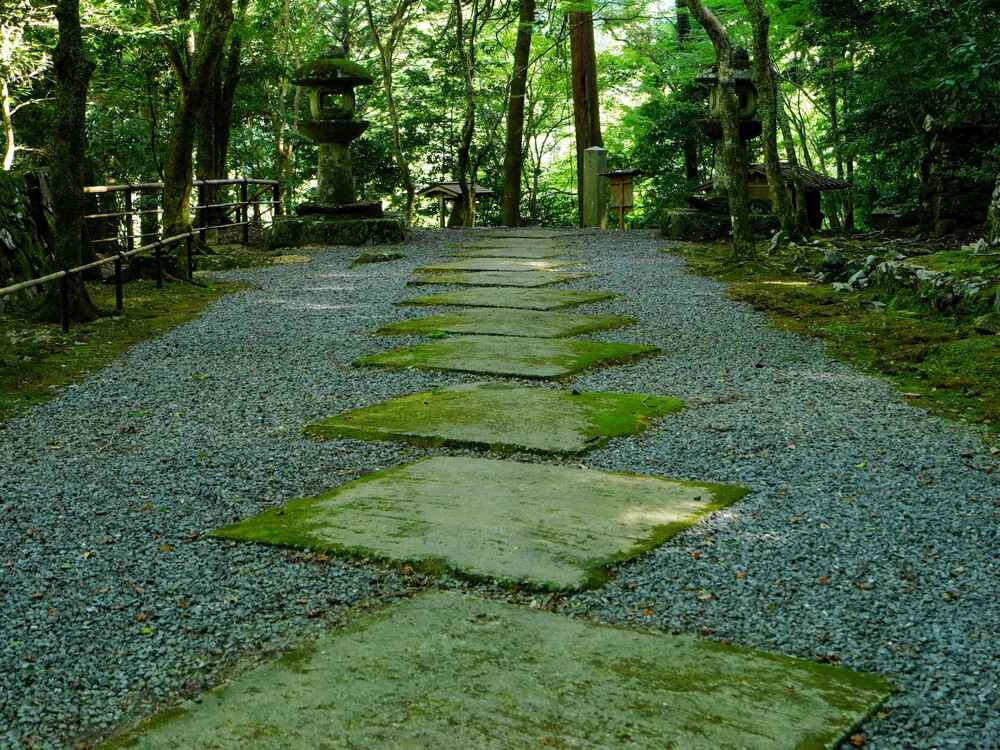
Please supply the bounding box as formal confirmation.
[83,177,280,194]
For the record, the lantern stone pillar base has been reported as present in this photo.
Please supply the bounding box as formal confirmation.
[267,214,408,249]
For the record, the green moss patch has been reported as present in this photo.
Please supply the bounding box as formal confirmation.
[408,270,589,288]
[304,382,683,453]
[356,335,658,379]
[102,591,890,750]
[213,457,747,590]
[401,288,616,310]
[378,309,634,338]
[452,245,565,259]
[914,248,1000,278]
[416,258,577,273]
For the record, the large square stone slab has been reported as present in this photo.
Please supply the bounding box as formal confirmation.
[409,270,588,287]
[213,457,748,589]
[107,592,891,750]
[356,335,658,379]
[304,382,683,453]
[417,258,576,273]
[401,287,616,310]
[378,308,634,338]
[452,245,565,259]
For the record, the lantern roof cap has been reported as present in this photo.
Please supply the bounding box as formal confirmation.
[292,47,375,87]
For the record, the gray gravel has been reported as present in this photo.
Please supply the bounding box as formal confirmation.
[1,228,997,749]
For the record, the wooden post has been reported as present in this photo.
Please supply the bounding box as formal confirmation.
[124,189,134,253]
[114,253,124,312]
[619,182,625,230]
[199,183,208,242]
[439,196,446,228]
[470,191,477,228]
[272,182,282,217]
[240,179,249,245]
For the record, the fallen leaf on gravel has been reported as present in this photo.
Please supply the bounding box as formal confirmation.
[400,564,415,576]
[943,590,960,602]
[690,551,703,560]
[848,733,867,747]
[735,570,747,580]
[135,612,148,622]
[817,575,831,585]
[815,654,839,663]
[178,599,188,610]
[641,608,654,617]
[159,544,174,553]
[81,550,94,560]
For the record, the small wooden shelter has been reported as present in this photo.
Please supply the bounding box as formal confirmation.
[418,182,497,228]
[697,163,849,229]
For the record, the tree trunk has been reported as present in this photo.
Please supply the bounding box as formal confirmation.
[501,0,534,226]
[453,0,477,227]
[44,0,97,323]
[568,7,602,227]
[744,0,792,236]
[365,0,418,226]
[986,172,1000,245]
[676,0,699,183]
[1,79,15,171]
[826,51,847,233]
[687,0,753,258]
[160,0,234,239]
[776,94,811,232]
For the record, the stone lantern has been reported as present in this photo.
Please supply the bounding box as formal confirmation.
[695,47,761,142]
[293,46,381,216]
[267,46,407,248]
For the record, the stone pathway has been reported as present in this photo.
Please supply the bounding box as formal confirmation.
[113,229,892,747]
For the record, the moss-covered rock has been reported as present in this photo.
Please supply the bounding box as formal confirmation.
[267,216,407,249]
[0,172,54,309]
[659,208,729,241]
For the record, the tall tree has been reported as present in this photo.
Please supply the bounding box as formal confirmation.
[743,0,793,236]
[675,0,699,183]
[567,2,602,226]
[46,0,96,322]
[147,0,234,239]
[196,0,249,229]
[686,0,753,257]
[364,0,420,226]
[501,0,535,226]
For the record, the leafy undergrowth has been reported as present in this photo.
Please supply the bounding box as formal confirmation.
[669,241,1000,442]
[0,279,242,422]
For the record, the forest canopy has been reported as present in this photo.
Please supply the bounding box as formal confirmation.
[2,0,999,231]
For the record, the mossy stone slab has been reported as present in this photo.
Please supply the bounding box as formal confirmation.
[105,591,891,750]
[417,258,576,273]
[304,382,683,453]
[409,270,588,287]
[357,335,658,379]
[213,457,748,589]
[451,245,566,259]
[378,308,634,338]
[401,287,616,310]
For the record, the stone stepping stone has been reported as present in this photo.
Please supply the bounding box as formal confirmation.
[357,335,657,379]
[378,308,634,338]
[214,457,748,589]
[111,591,891,749]
[417,258,576,273]
[402,287,616,311]
[409,270,588,288]
[451,245,565,259]
[304,382,682,453]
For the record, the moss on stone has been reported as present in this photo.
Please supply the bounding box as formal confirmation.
[377,309,635,338]
[356,335,658,379]
[303,382,683,454]
[400,288,617,311]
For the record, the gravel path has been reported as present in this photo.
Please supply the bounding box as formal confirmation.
[2,228,997,749]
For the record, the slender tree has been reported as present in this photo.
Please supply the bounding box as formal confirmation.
[365,0,420,226]
[147,0,234,239]
[676,0,699,183]
[686,0,753,257]
[45,0,97,322]
[743,0,793,236]
[987,173,1000,245]
[501,0,535,226]
[568,3,602,226]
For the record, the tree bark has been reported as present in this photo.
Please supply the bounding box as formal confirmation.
[687,0,753,258]
[1,79,14,171]
[365,0,419,226]
[501,0,534,226]
[986,172,1000,245]
[676,0,699,183]
[44,0,97,322]
[776,93,811,232]
[744,0,793,236]
[568,6,602,227]
[155,0,234,239]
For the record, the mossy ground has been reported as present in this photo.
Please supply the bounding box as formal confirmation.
[913,248,1000,277]
[0,279,242,422]
[668,241,1000,441]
